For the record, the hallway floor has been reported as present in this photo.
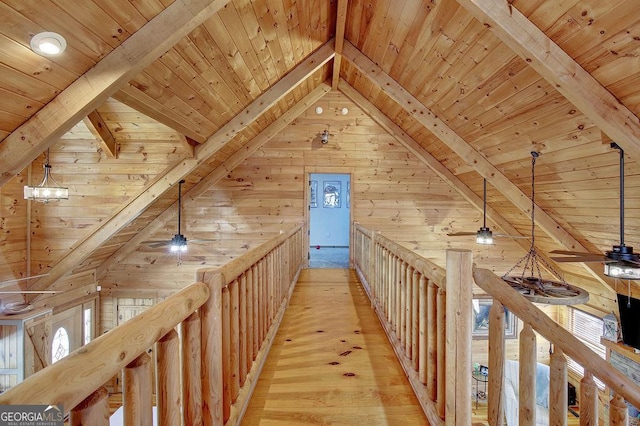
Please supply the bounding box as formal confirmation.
[242,268,426,425]
[308,246,349,268]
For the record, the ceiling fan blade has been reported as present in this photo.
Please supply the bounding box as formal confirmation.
[447,232,477,236]
[494,234,528,239]
[142,240,170,248]
[549,250,601,257]
[190,238,218,243]
[551,255,607,263]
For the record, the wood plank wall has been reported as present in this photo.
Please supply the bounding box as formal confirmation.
[103,91,529,292]
[0,170,28,304]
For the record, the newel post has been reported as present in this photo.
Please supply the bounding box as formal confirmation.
[445,249,473,424]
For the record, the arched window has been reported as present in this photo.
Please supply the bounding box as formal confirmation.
[52,327,69,364]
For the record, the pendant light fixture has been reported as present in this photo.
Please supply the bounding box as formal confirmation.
[24,149,69,203]
[501,152,589,305]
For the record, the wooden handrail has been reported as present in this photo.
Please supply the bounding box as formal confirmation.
[210,225,302,286]
[474,267,640,409]
[353,223,446,284]
[0,282,209,409]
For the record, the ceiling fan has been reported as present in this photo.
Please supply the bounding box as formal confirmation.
[448,178,526,244]
[142,180,216,261]
[551,143,640,280]
[0,274,59,315]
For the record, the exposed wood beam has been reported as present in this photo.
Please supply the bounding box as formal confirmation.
[331,0,349,90]
[456,0,640,163]
[83,111,117,158]
[178,134,198,158]
[27,42,335,294]
[0,0,232,187]
[341,41,614,292]
[339,80,602,292]
[113,84,208,144]
[95,83,332,281]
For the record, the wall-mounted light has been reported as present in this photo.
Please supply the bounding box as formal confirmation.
[321,129,329,144]
[30,32,67,56]
[24,149,69,203]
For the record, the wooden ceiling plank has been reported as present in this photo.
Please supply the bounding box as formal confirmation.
[83,111,117,158]
[0,0,232,187]
[95,83,331,281]
[331,0,348,90]
[456,0,640,164]
[113,83,211,143]
[341,40,614,292]
[339,80,599,290]
[27,42,334,294]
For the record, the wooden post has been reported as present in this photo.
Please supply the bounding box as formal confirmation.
[549,347,568,425]
[123,353,153,426]
[201,273,224,426]
[579,371,598,425]
[70,386,109,426]
[519,323,537,425]
[182,312,203,426]
[156,329,181,426]
[488,300,506,426]
[246,267,254,367]
[609,393,628,425]
[444,249,473,425]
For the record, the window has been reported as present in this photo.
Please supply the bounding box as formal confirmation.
[566,307,605,388]
[51,327,69,364]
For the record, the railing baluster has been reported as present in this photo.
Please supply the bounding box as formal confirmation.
[519,323,537,426]
[426,279,437,399]
[400,261,407,346]
[156,329,181,426]
[182,313,203,426]
[609,393,628,425]
[488,300,505,426]
[230,279,240,405]
[124,353,153,426]
[579,371,598,425]
[70,386,109,426]
[239,273,248,385]
[410,268,419,367]
[436,287,446,420]
[549,347,567,425]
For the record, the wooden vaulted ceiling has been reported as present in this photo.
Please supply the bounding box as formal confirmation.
[0,0,639,302]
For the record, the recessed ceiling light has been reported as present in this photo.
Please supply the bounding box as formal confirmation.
[30,32,67,56]
[315,106,323,114]
[341,108,349,115]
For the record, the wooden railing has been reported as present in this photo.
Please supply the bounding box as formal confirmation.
[353,223,640,425]
[474,268,640,425]
[0,224,304,426]
[199,225,304,425]
[353,223,460,425]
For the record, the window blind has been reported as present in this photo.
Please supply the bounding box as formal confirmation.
[566,307,605,388]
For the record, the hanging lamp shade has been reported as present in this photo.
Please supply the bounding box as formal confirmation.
[24,149,68,203]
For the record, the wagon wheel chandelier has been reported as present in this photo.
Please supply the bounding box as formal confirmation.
[501,152,589,305]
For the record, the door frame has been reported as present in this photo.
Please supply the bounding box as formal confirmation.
[304,166,354,268]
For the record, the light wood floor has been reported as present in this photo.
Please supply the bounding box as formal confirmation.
[242,268,428,425]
